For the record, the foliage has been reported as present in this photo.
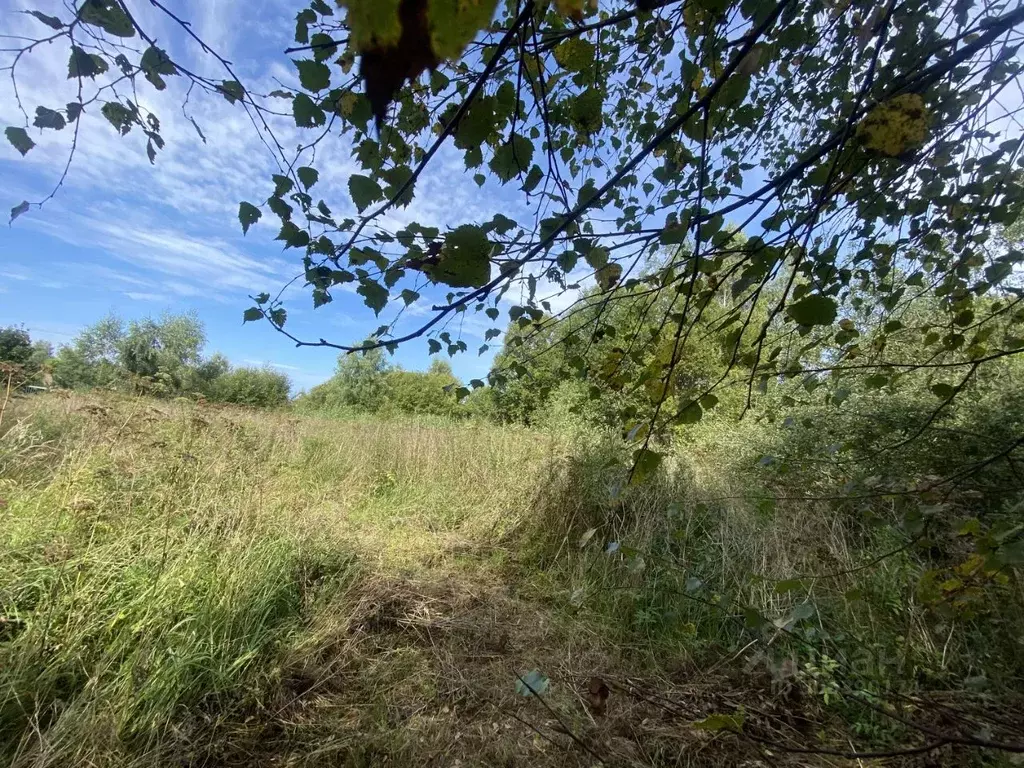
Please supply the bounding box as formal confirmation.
[48,313,289,405]
[0,326,33,368]
[207,366,291,408]
[8,0,1024,458]
[52,314,124,389]
[298,350,466,417]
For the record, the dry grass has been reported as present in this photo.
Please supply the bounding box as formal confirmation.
[1,392,1020,767]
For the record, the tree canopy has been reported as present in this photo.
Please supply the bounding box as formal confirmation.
[5,0,1024,466]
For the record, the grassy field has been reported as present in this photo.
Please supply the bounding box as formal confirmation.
[1,392,1021,766]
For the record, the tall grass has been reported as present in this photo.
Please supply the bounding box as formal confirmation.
[0,395,558,766]
[0,393,1021,766]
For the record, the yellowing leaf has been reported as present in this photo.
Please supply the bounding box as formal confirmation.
[693,711,745,732]
[428,0,500,61]
[554,38,595,73]
[342,0,402,51]
[856,94,930,157]
[596,263,622,290]
[554,0,585,21]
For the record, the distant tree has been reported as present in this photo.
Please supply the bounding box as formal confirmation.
[0,326,33,367]
[384,358,460,416]
[0,326,53,388]
[53,315,124,389]
[193,353,231,394]
[118,313,205,392]
[209,366,290,408]
[302,346,391,414]
[460,386,497,422]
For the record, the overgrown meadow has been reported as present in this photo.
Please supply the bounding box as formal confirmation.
[1,389,1021,767]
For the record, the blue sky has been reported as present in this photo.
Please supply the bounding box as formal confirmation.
[0,0,531,392]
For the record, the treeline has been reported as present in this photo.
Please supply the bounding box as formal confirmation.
[0,314,290,408]
[295,347,494,420]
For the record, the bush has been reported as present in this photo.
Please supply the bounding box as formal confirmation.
[208,366,290,408]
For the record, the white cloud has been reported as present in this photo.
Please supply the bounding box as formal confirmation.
[242,358,302,371]
[124,291,164,302]
[0,0,534,361]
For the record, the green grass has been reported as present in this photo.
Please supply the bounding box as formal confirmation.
[0,392,1021,766]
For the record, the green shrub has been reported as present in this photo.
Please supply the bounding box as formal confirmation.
[208,366,290,407]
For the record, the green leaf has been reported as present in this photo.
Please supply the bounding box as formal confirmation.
[78,0,134,37]
[930,382,955,399]
[297,166,319,189]
[10,201,29,224]
[570,88,603,133]
[774,579,804,594]
[489,133,533,184]
[514,669,549,697]
[243,308,263,323]
[553,38,595,73]
[345,0,402,51]
[427,0,500,60]
[454,95,496,150]
[349,174,382,212]
[26,10,64,29]
[294,8,315,43]
[267,195,293,221]
[692,712,745,733]
[220,80,245,105]
[5,127,35,156]
[101,102,135,135]
[630,448,663,485]
[66,102,84,122]
[272,174,294,197]
[140,45,176,89]
[33,107,65,130]
[141,45,176,75]
[238,202,261,235]
[310,33,339,61]
[381,165,415,207]
[295,59,331,91]
[428,338,442,354]
[523,164,543,192]
[67,46,108,78]
[400,289,420,305]
[426,224,491,288]
[278,222,310,249]
[312,288,332,308]
[358,279,389,315]
[786,294,838,326]
[676,400,703,424]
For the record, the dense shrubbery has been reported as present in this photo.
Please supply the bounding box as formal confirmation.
[0,326,52,387]
[296,349,486,419]
[208,366,291,408]
[1,316,291,408]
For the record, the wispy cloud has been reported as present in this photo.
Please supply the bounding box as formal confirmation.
[124,291,164,302]
[242,358,302,371]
